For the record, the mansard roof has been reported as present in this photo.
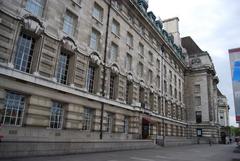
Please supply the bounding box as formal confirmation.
[181,36,203,56]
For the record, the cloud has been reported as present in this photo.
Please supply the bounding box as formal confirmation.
[148,0,240,126]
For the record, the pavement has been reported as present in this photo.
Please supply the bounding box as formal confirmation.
[1,144,240,161]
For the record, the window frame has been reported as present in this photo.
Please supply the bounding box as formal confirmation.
[109,42,118,62]
[82,107,93,131]
[63,10,77,36]
[86,65,95,93]
[111,19,120,36]
[25,0,45,17]
[92,2,103,22]
[90,28,100,51]
[56,52,70,84]
[14,32,36,73]
[49,101,64,129]
[1,91,26,126]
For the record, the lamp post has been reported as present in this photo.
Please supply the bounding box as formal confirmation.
[99,0,112,140]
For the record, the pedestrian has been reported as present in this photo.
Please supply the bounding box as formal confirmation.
[209,139,212,146]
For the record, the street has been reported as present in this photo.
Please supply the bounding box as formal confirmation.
[1,144,239,161]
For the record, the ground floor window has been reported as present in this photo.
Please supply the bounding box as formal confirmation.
[106,112,113,133]
[49,101,64,129]
[123,116,129,134]
[1,91,25,126]
[82,108,93,131]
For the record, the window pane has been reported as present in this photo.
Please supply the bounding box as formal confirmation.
[90,29,100,50]
[109,74,116,99]
[14,33,35,73]
[87,65,95,93]
[2,92,25,126]
[56,53,69,84]
[26,0,45,17]
[82,108,93,131]
[125,53,132,71]
[112,20,120,36]
[50,101,64,129]
[109,43,118,61]
[63,11,75,36]
[92,3,103,22]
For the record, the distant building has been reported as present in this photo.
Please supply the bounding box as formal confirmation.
[217,89,229,127]
[229,48,240,127]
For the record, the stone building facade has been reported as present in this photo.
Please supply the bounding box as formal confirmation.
[0,0,229,157]
[217,89,229,127]
[182,36,226,143]
[0,0,187,146]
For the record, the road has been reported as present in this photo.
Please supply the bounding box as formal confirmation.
[1,144,239,161]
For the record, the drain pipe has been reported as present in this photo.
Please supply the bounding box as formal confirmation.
[100,0,112,140]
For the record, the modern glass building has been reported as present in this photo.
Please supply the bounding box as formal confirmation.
[229,48,240,127]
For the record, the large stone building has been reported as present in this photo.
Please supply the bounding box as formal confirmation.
[0,0,229,157]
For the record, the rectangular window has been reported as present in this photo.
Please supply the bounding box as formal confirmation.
[90,29,100,51]
[164,65,166,77]
[109,74,117,99]
[14,33,35,73]
[164,81,167,93]
[112,19,120,36]
[125,53,132,71]
[26,0,45,17]
[157,75,160,89]
[169,85,173,96]
[179,92,182,101]
[149,93,154,110]
[137,62,144,77]
[174,75,177,86]
[50,101,64,129]
[179,79,181,89]
[63,11,76,36]
[106,112,113,133]
[87,65,95,93]
[56,52,69,84]
[82,108,93,131]
[148,69,153,84]
[196,111,202,123]
[1,92,25,126]
[109,42,118,61]
[157,59,160,70]
[194,84,201,93]
[158,96,161,114]
[148,51,153,63]
[123,116,129,134]
[126,81,132,105]
[174,88,177,99]
[139,43,144,55]
[127,32,133,47]
[139,87,145,104]
[169,70,172,81]
[92,2,103,22]
[194,96,201,106]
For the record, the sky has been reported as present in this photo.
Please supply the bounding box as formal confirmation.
[148,0,240,126]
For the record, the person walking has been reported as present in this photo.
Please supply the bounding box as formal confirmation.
[209,138,212,146]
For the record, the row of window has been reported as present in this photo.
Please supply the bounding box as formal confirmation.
[13,33,183,116]
[25,0,183,80]
[24,0,183,95]
[0,91,129,133]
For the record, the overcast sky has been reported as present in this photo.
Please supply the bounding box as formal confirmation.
[148,0,240,126]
